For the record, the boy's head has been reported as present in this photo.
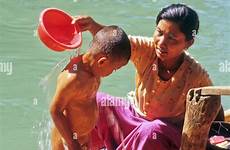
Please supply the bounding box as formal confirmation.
[87,25,131,77]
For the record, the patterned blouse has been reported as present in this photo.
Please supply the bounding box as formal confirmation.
[129,35,212,121]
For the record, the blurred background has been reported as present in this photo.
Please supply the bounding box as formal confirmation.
[0,0,229,149]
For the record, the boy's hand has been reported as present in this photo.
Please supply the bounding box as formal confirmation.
[72,16,104,36]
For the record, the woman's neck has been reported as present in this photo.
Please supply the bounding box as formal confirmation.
[159,52,185,71]
[158,53,185,81]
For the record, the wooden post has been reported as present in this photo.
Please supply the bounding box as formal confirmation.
[225,109,230,122]
[180,88,221,150]
[180,86,230,150]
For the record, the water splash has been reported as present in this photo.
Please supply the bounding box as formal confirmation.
[34,57,68,150]
[39,57,69,98]
[32,111,52,150]
[34,49,81,150]
[39,48,81,101]
[33,57,68,150]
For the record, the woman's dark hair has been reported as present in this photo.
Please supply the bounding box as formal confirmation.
[156,4,199,41]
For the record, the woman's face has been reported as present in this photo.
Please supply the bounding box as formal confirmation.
[153,19,193,61]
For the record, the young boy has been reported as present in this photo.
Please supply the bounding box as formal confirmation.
[50,25,131,150]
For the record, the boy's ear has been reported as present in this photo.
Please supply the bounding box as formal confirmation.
[97,56,109,67]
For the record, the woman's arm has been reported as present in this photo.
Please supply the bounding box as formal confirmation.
[74,16,156,74]
[73,16,104,36]
[128,35,155,74]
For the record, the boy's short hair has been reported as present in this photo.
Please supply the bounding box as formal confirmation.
[90,25,131,62]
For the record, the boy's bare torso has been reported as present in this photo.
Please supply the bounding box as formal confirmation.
[60,60,100,139]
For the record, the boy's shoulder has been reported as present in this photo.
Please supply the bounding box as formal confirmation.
[63,55,83,73]
[58,67,98,94]
[58,69,95,87]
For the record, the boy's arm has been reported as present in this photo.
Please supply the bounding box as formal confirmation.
[50,71,81,150]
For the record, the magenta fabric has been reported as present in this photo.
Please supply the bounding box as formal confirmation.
[89,92,182,150]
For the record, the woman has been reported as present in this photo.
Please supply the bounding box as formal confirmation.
[74,4,224,150]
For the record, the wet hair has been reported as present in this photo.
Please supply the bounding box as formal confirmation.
[90,25,131,63]
[156,4,199,41]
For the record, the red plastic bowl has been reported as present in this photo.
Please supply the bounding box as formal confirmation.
[38,8,82,51]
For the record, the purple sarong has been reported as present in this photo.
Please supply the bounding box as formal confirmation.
[89,92,182,150]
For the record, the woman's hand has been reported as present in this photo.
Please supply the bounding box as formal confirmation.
[72,16,104,36]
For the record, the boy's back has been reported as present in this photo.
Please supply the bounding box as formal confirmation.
[51,56,100,149]
[61,57,100,135]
